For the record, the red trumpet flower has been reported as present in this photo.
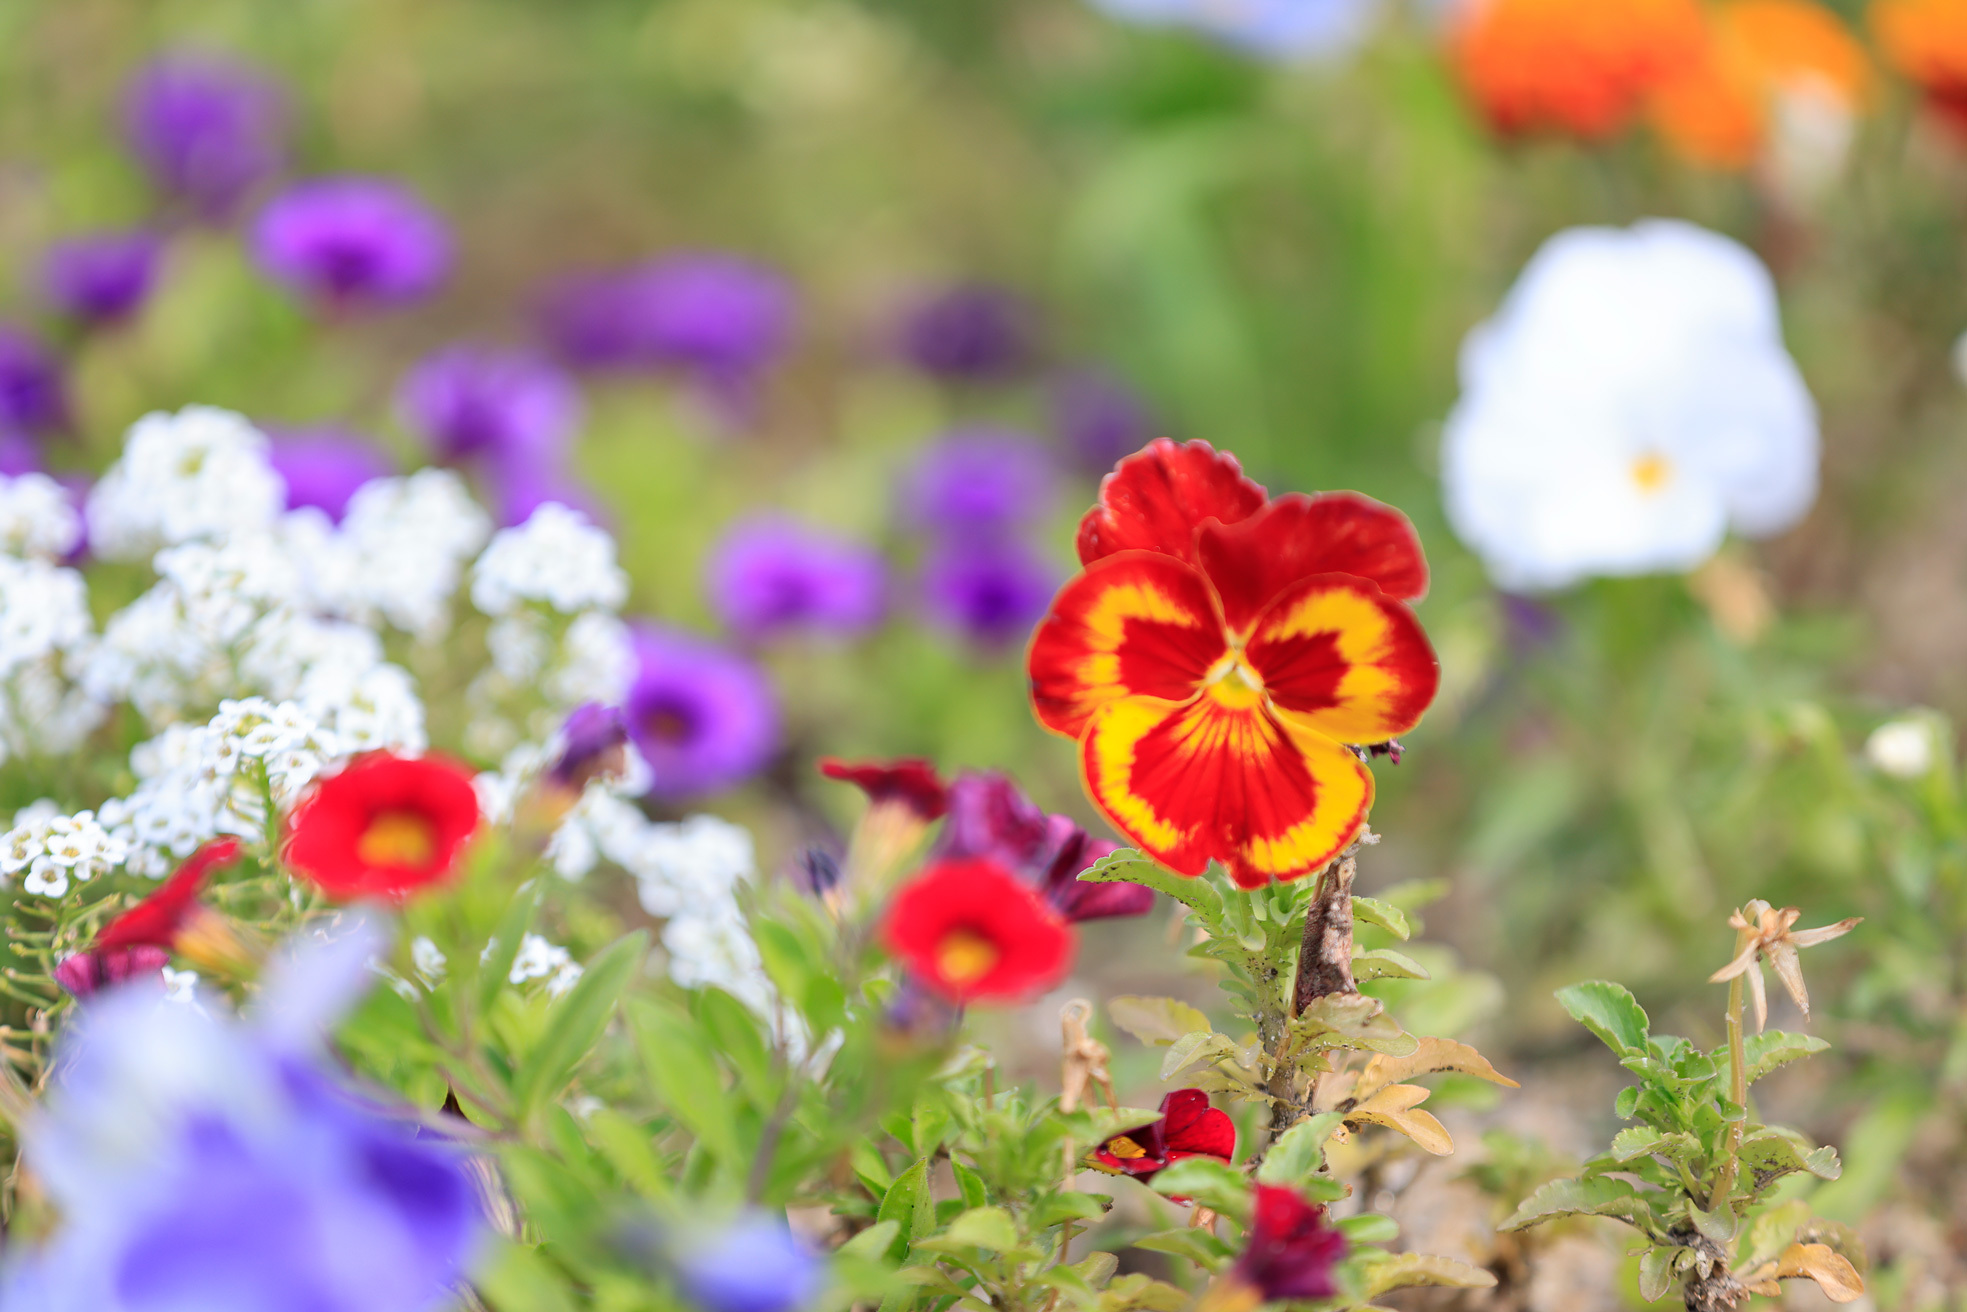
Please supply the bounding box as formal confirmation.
[1217,1185,1348,1307]
[819,756,950,821]
[286,753,481,901]
[54,839,242,998]
[882,857,1075,1004]
[1028,440,1439,888]
[1091,1088,1236,1181]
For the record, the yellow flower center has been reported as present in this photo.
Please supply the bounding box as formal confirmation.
[357,810,437,868]
[1203,652,1267,711]
[936,929,1000,986]
[1104,1135,1149,1160]
[1630,452,1673,495]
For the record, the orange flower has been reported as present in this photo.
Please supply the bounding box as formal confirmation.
[1027,441,1438,890]
[1652,0,1870,169]
[1453,0,1706,139]
[1874,0,1967,132]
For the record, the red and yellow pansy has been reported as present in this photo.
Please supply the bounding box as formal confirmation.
[1028,440,1438,889]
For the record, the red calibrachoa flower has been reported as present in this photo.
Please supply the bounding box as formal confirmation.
[882,857,1075,1004]
[54,839,242,998]
[1210,1185,1348,1309]
[1091,1088,1235,1181]
[286,753,481,900]
[819,757,950,821]
[1452,0,1705,139]
[1028,440,1439,888]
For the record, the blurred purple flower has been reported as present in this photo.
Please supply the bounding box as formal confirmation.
[0,434,42,476]
[938,772,1151,921]
[0,327,68,437]
[898,283,1036,381]
[7,920,485,1312]
[266,428,394,521]
[904,429,1055,533]
[919,536,1057,650]
[397,345,581,469]
[121,51,287,217]
[677,1215,822,1312]
[43,231,163,325]
[252,177,451,309]
[1088,0,1378,60]
[484,456,605,529]
[627,625,780,800]
[548,703,630,794]
[706,516,887,641]
[1053,370,1156,474]
[538,256,794,386]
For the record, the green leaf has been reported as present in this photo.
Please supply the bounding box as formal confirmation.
[1354,1253,1498,1297]
[1499,1176,1661,1235]
[1351,948,1430,982]
[1738,1133,1841,1189]
[839,1220,902,1262]
[1351,896,1411,941]
[1130,1228,1235,1269]
[1256,1112,1346,1186]
[583,1108,671,1201]
[1108,996,1213,1047]
[1159,1030,1239,1082]
[1071,1252,1119,1291]
[877,1158,935,1260]
[1101,1274,1193,1311]
[952,1159,988,1209]
[942,1206,1020,1252]
[1688,1202,1737,1245]
[477,1240,580,1312]
[1555,981,1651,1057]
[1149,1157,1250,1217]
[1290,994,1418,1056]
[1079,848,1218,921]
[1637,1247,1675,1303]
[628,1000,740,1162]
[1729,1031,1832,1085]
[477,882,542,1013]
[1336,1213,1399,1244]
[1032,1191,1110,1226]
[511,931,646,1118]
[1609,1127,1664,1161]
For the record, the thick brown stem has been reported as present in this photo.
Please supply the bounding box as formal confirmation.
[1293,854,1359,1016]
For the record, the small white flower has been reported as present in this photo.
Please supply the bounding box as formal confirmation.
[0,473,82,560]
[1866,717,1938,780]
[161,968,200,1005]
[1443,220,1819,592]
[324,470,491,637]
[86,407,284,559]
[411,937,448,984]
[2,807,126,895]
[509,933,583,997]
[471,503,628,617]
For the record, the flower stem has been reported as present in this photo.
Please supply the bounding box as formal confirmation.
[1708,968,1749,1209]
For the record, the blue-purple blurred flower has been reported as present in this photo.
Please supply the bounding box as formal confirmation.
[2,918,485,1312]
[898,283,1036,381]
[938,772,1151,921]
[1087,0,1380,59]
[676,1215,822,1312]
[43,231,163,325]
[904,430,1055,534]
[549,702,631,794]
[1052,370,1156,474]
[121,51,287,218]
[266,428,394,521]
[919,536,1057,650]
[706,516,887,641]
[397,345,581,470]
[485,456,605,529]
[0,326,68,437]
[252,177,451,310]
[627,625,780,800]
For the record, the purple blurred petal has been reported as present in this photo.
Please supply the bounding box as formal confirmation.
[122,51,288,218]
[44,231,164,324]
[252,177,451,309]
[265,428,394,521]
[705,516,887,641]
[627,624,780,800]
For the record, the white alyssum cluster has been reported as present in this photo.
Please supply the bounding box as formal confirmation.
[471,504,628,616]
[316,472,491,637]
[86,406,285,560]
[509,933,585,997]
[1442,220,1819,592]
[2,802,127,897]
[0,474,81,560]
[0,554,104,764]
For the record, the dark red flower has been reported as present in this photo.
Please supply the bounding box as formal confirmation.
[1227,1185,1348,1304]
[882,857,1075,1003]
[819,757,949,821]
[286,753,481,900]
[938,771,1151,922]
[55,839,241,998]
[1092,1088,1235,1180]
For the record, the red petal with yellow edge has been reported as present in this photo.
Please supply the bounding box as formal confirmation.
[1076,439,1267,567]
[1246,575,1438,745]
[1197,492,1428,633]
[1028,551,1226,739]
[1080,694,1373,888]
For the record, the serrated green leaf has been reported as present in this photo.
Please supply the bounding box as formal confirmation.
[1079,848,1215,919]
[1351,947,1430,981]
[1727,1031,1832,1085]
[1610,1127,1664,1161]
[1500,1176,1661,1235]
[1555,981,1650,1057]
[512,931,646,1119]
[1351,896,1410,941]
[1738,1133,1841,1189]
[1257,1112,1347,1186]
[1108,995,1212,1047]
[1355,1252,1497,1297]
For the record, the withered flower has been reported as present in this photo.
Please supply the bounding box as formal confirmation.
[1708,899,1860,1031]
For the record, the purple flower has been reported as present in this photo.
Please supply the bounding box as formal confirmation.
[0,433,42,476]
[266,428,393,521]
[1089,0,1377,60]
[538,256,794,382]
[919,536,1057,650]
[706,516,887,641]
[627,625,780,800]
[397,345,581,469]
[548,703,630,794]
[898,283,1036,381]
[0,327,67,437]
[1053,370,1156,474]
[676,1215,822,1312]
[484,456,605,529]
[43,231,163,325]
[903,430,1055,533]
[938,772,1151,921]
[121,51,287,217]
[252,177,451,309]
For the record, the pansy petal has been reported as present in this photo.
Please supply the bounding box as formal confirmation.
[1161,1089,1238,1161]
[1246,576,1439,744]
[1076,439,1268,567]
[1080,694,1373,888]
[1029,551,1227,739]
[1197,492,1429,632]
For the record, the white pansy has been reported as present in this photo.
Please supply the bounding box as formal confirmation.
[471,503,628,617]
[86,407,284,560]
[2,806,126,897]
[1443,220,1819,592]
[0,473,82,560]
[509,933,584,998]
[1866,718,1939,780]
